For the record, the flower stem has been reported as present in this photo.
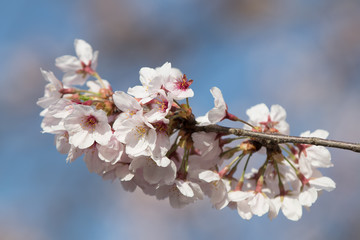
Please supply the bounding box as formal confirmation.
[236,153,252,191]
[92,72,107,89]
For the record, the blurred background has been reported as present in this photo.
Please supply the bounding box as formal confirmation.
[1,0,360,239]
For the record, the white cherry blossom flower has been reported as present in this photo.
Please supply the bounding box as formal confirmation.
[198,170,231,210]
[196,87,227,125]
[150,121,171,167]
[55,39,98,86]
[37,69,63,109]
[297,130,333,177]
[113,112,156,157]
[55,132,71,155]
[128,62,171,103]
[64,105,112,149]
[188,132,222,170]
[247,192,273,217]
[245,103,289,135]
[83,145,107,175]
[271,194,302,221]
[113,91,143,123]
[103,162,134,182]
[228,190,255,220]
[156,179,203,208]
[97,135,125,164]
[55,131,83,163]
[163,70,194,101]
[40,112,65,134]
[129,156,176,185]
[295,169,336,207]
[144,90,172,123]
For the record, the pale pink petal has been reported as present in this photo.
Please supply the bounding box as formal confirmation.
[115,164,134,181]
[310,177,336,192]
[176,180,194,197]
[198,170,220,182]
[237,200,253,220]
[93,122,112,146]
[63,71,85,86]
[246,103,269,126]
[55,55,81,71]
[281,197,302,221]
[306,146,333,168]
[270,104,287,121]
[249,193,269,216]
[228,191,253,202]
[75,39,93,63]
[299,187,318,207]
[113,91,142,112]
[83,147,104,174]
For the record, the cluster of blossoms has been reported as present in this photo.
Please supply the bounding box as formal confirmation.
[38,39,335,221]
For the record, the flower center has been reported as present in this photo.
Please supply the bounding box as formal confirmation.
[153,121,167,133]
[76,61,95,77]
[82,115,98,132]
[134,125,147,139]
[154,98,169,113]
[296,143,311,158]
[175,74,193,90]
[259,116,279,133]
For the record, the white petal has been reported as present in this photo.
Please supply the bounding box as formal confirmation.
[55,55,81,71]
[246,103,269,126]
[306,146,333,168]
[210,87,226,108]
[176,180,194,197]
[237,200,253,220]
[228,191,253,202]
[270,104,287,122]
[127,85,149,99]
[281,197,302,221]
[198,170,220,182]
[75,39,93,63]
[70,131,94,149]
[93,122,112,146]
[308,129,329,139]
[299,187,318,207]
[63,71,86,86]
[249,193,269,216]
[310,177,336,192]
[208,108,226,123]
[115,164,134,181]
[113,91,142,112]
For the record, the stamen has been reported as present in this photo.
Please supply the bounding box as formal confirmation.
[259,115,279,132]
[81,115,98,132]
[134,125,147,138]
[175,74,193,90]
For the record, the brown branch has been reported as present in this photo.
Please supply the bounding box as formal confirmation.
[192,124,360,153]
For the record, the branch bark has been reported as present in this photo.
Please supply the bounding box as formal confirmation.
[193,124,360,153]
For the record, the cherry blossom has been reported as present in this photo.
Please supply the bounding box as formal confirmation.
[64,105,112,149]
[164,71,194,100]
[196,87,227,125]
[37,69,63,109]
[55,39,98,86]
[127,62,171,103]
[156,179,203,208]
[113,112,156,157]
[245,103,290,134]
[198,170,231,210]
[38,39,339,222]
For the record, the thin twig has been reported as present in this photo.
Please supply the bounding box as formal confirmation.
[192,124,360,153]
